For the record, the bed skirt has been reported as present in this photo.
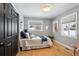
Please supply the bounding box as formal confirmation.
[20,38,53,50]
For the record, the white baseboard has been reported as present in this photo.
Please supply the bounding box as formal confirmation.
[54,40,74,50]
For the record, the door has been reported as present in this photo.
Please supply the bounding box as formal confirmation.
[0,42,5,56]
[0,3,5,56]
[0,3,18,56]
[4,3,12,38]
[0,3,4,42]
[5,42,12,56]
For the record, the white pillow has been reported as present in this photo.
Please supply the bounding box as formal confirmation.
[31,34,36,38]
[26,33,30,39]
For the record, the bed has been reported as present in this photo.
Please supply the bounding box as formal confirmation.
[20,35,53,50]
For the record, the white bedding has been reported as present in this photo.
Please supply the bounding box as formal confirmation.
[20,36,53,50]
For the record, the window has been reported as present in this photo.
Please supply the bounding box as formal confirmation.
[61,12,77,38]
[28,20,43,31]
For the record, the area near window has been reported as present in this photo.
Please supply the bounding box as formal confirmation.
[61,12,77,39]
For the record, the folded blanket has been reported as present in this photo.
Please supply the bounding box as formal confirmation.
[40,36,47,43]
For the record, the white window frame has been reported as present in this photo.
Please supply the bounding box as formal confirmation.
[28,20,43,31]
[61,12,77,39]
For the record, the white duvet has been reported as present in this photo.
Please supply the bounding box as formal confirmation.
[20,36,53,50]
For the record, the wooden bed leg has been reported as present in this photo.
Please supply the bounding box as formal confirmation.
[20,47,22,51]
[74,48,77,56]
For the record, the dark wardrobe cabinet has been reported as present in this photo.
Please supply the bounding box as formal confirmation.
[0,3,19,56]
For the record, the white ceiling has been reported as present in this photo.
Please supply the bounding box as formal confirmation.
[13,3,79,18]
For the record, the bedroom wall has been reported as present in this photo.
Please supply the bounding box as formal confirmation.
[52,5,79,48]
[24,17,52,36]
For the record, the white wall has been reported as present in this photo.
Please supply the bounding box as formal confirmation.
[18,13,24,39]
[24,17,52,36]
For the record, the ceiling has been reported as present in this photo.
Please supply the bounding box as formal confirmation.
[13,3,79,18]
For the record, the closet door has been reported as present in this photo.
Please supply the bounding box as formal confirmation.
[11,9,18,55]
[12,37,18,56]
[5,42,12,56]
[0,45,5,56]
[12,9,18,36]
[7,17,12,37]
[12,9,14,35]
[0,3,5,56]
[14,12,18,54]
[4,3,13,56]
[0,3,4,42]
[4,3,12,39]
[14,13,18,35]
[0,3,18,56]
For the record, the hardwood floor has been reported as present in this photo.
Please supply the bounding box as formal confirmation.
[17,41,74,56]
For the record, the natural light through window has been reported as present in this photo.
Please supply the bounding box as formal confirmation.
[61,12,77,39]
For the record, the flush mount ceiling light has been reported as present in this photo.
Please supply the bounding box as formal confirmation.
[42,4,52,12]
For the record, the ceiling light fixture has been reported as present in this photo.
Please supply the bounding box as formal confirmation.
[42,4,52,12]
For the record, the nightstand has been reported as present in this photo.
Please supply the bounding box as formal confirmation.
[48,36,54,42]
